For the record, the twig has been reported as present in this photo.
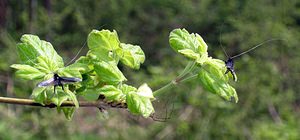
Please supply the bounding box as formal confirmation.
[0,96,127,109]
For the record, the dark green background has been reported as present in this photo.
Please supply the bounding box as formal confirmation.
[0,0,299,139]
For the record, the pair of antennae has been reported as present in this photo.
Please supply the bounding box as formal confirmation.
[219,27,284,59]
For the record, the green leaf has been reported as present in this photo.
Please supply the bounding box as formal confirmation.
[58,62,90,79]
[99,85,125,102]
[126,92,155,118]
[31,87,47,105]
[35,56,60,73]
[121,84,154,118]
[18,34,64,68]
[65,89,79,108]
[94,61,126,84]
[16,43,39,65]
[169,28,208,60]
[62,107,76,120]
[198,58,238,102]
[80,88,101,101]
[10,64,45,80]
[118,43,145,69]
[178,49,200,60]
[87,29,121,62]
[50,89,70,107]
[136,83,154,99]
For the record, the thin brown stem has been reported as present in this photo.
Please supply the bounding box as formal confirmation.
[0,96,127,109]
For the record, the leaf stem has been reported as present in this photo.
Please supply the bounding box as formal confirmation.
[153,61,197,96]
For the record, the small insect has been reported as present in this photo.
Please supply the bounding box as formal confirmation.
[37,73,81,93]
[220,39,283,81]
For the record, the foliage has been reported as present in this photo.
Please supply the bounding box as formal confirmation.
[11,29,155,118]
[11,28,239,119]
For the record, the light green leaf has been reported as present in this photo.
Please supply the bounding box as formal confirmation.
[178,49,200,60]
[99,85,125,102]
[169,28,208,60]
[136,83,154,99]
[62,107,76,120]
[118,43,145,69]
[16,43,39,65]
[58,62,90,79]
[31,87,47,105]
[120,84,137,95]
[80,88,101,101]
[126,92,155,118]
[198,58,238,102]
[19,34,64,68]
[65,89,79,108]
[50,89,70,107]
[87,29,120,62]
[94,61,126,84]
[36,56,60,73]
[10,64,45,80]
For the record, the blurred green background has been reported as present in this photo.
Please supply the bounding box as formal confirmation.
[0,0,300,139]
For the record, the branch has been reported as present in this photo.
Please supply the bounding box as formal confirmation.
[0,96,127,109]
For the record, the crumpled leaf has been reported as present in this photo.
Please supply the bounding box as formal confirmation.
[136,83,154,99]
[61,107,76,120]
[31,87,47,105]
[17,34,64,68]
[121,84,154,118]
[87,29,120,62]
[10,64,45,80]
[169,28,208,60]
[118,43,145,69]
[198,58,238,102]
[94,61,126,84]
[99,85,126,102]
[126,92,155,118]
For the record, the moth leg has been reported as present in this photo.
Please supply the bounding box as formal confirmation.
[225,69,229,74]
[60,84,64,91]
[230,70,237,82]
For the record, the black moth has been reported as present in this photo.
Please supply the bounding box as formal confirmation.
[221,39,281,81]
[37,73,81,93]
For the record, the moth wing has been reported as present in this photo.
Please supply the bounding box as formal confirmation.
[60,77,82,84]
[37,77,55,87]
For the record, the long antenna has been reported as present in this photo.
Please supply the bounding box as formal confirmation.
[218,23,229,58]
[66,41,87,66]
[231,38,284,59]
[66,24,107,66]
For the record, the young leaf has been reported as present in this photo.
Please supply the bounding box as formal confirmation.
[58,63,90,79]
[80,88,101,101]
[198,58,238,102]
[126,92,155,118]
[50,90,70,107]
[169,28,208,58]
[19,34,64,68]
[87,29,121,62]
[118,43,145,69]
[10,64,45,80]
[99,85,126,102]
[36,56,60,73]
[61,107,76,120]
[136,83,154,99]
[121,84,154,118]
[31,87,47,105]
[178,49,200,60]
[94,61,127,84]
[65,89,79,108]
[16,43,39,65]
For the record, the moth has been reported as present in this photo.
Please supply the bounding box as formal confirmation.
[221,39,282,81]
[37,73,81,93]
